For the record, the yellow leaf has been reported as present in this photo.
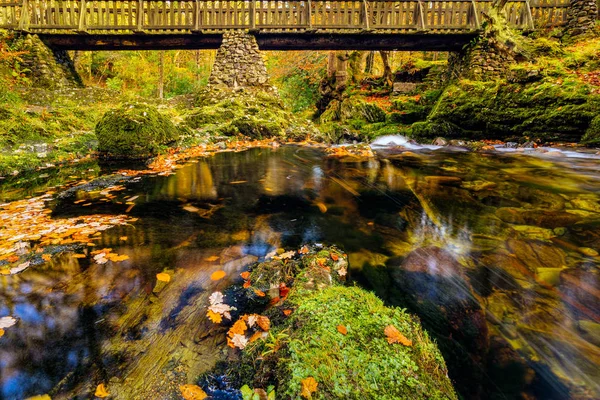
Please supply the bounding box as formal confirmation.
[384,325,412,346]
[73,254,86,258]
[0,328,4,337]
[179,384,207,400]
[42,254,52,262]
[301,377,318,399]
[205,255,219,262]
[227,319,248,338]
[211,270,226,281]
[207,310,222,324]
[315,201,327,213]
[337,325,347,335]
[119,236,128,241]
[253,289,266,297]
[24,395,51,400]
[156,272,171,282]
[94,383,109,398]
[256,315,270,331]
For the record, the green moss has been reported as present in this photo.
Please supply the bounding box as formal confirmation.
[582,115,600,146]
[236,248,457,400]
[95,103,180,158]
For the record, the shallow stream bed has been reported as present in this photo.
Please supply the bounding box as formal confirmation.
[1,145,599,399]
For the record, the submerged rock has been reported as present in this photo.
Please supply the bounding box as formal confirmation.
[95,103,181,159]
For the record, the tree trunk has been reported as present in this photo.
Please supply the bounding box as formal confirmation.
[158,50,165,99]
[379,50,393,86]
[365,51,374,74]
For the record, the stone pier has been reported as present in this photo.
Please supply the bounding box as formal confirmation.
[209,31,269,88]
[566,0,598,36]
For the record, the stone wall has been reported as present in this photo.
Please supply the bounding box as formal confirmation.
[566,0,598,36]
[209,30,269,88]
[14,34,82,89]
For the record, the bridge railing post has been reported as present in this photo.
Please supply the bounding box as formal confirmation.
[306,0,312,29]
[524,0,535,29]
[250,0,255,29]
[18,0,29,31]
[136,0,144,32]
[78,0,87,31]
[194,0,200,31]
[469,0,481,28]
[415,0,426,30]
[362,0,370,30]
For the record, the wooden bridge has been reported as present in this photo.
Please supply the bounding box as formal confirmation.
[0,0,572,50]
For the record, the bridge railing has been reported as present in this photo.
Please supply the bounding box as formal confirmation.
[0,0,571,33]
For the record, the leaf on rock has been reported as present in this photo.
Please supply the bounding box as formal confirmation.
[211,270,226,281]
[94,383,109,398]
[156,272,171,282]
[257,315,270,331]
[300,377,318,399]
[209,291,224,305]
[337,325,348,335]
[207,310,222,324]
[179,384,208,400]
[0,316,17,329]
[0,329,4,337]
[240,271,250,280]
[228,319,248,337]
[384,325,412,346]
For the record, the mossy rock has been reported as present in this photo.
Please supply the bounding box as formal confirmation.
[581,115,600,146]
[235,247,457,400]
[95,103,180,159]
[340,98,387,123]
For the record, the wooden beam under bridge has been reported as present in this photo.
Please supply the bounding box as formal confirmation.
[39,32,478,51]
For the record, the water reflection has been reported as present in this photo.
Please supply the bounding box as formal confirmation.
[0,146,599,399]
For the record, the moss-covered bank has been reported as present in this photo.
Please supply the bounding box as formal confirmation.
[214,247,457,399]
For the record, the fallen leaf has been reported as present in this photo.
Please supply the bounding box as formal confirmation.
[257,315,270,331]
[7,255,19,263]
[230,333,249,349]
[240,271,250,280]
[279,283,290,298]
[156,272,171,282]
[207,310,222,324]
[125,204,135,213]
[73,254,86,258]
[301,377,318,399]
[205,255,219,262]
[209,291,224,305]
[299,246,309,254]
[183,205,200,213]
[315,201,327,213]
[41,254,52,262]
[249,331,267,342]
[243,280,251,288]
[24,395,51,400]
[337,325,348,335]
[384,325,412,346]
[229,180,247,184]
[254,289,266,297]
[95,383,109,398]
[0,329,4,337]
[119,236,128,241]
[228,319,248,337]
[331,253,339,261]
[211,270,226,281]
[180,384,207,400]
[283,309,292,316]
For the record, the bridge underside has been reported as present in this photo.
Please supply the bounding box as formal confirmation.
[38,32,478,51]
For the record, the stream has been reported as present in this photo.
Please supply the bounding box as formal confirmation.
[1,144,599,399]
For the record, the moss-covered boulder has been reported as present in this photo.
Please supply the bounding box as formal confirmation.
[229,247,457,399]
[95,103,180,159]
[582,115,600,146]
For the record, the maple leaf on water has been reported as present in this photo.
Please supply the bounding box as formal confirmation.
[179,384,208,400]
[209,291,224,305]
[230,333,249,349]
[94,383,109,398]
[384,325,413,346]
[207,310,222,323]
[300,377,318,399]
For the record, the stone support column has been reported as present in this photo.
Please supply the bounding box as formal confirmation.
[209,30,269,88]
[566,0,598,35]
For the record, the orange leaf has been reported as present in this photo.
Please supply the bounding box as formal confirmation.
[249,331,266,343]
[0,328,4,337]
[243,280,251,288]
[253,289,266,297]
[228,319,248,338]
[384,325,412,346]
[95,383,110,398]
[7,255,19,263]
[240,271,250,280]
[279,283,290,298]
[211,270,226,281]
[156,272,171,283]
[42,254,52,262]
[73,254,86,258]
[331,253,339,261]
[299,246,309,254]
[301,377,318,399]
[179,384,208,400]
[257,315,270,331]
[207,310,222,324]
[283,309,293,316]
[205,255,219,262]
[337,325,348,335]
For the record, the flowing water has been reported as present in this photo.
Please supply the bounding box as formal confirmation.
[1,144,599,399]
